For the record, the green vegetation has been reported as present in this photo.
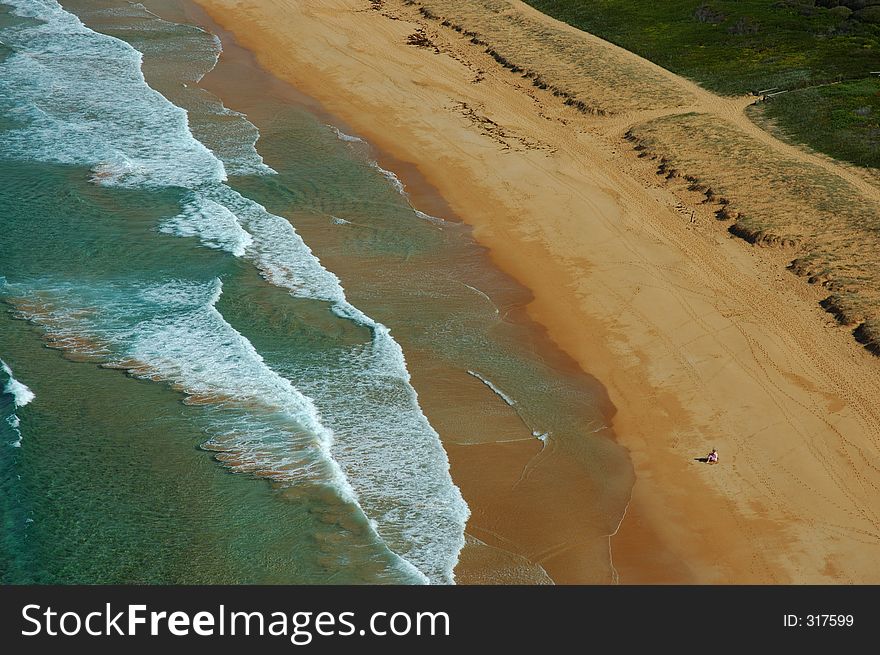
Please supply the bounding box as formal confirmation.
[756,78,880,167]
[524,1,880,166]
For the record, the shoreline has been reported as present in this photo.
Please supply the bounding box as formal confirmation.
[163,0,641,584]
[188,0,880,583]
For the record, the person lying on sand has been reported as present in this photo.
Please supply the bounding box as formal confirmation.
[707,448,718,464]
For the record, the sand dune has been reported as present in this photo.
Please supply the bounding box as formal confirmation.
[193,0,880,583]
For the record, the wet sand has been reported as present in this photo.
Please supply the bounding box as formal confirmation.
[186,0,880,583]
[147,0,641,584]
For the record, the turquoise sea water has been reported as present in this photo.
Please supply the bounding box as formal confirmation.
[0,0,632,583]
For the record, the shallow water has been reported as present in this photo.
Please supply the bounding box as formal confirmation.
[0,0,632,584]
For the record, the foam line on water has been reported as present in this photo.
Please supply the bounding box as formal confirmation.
[1,359,33,448]
[462,283,500,315]
[5,276,429,583]
[0,0,227,188]
[413,209,452,226]
[1,360,35,409]
[331,125,452,228]
[85,0,276,177]
[368,163,452,229]
[190,187,471,581]
[468,369,516,406]
[370,160,407,196]
[467,369,551,446]
[174,186,470,582]
[161,192,254,257]
[0,0,469,584]
[329,125,364,143]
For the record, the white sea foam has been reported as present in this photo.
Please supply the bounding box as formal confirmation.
[191,184,470,582]
[198,185,349,302]
[0,0,469,584]
[126,279,360,500]
[413,209,450,226]
[330,215,351,225]
[0,0,226,188]
[468,369,516,406]
[155,185,471,581]
[2,359,33,448]
[5,276,424,582]
[468,371,552,445]
[2,360,35,408]
[7,419,23,448]
[198,104,277,177]
[329,125,364,143]
[89,2,156,19]
[89,2,274,176]
[462,283,500,315]
[161,193,254,257]
[370,160,407,195]
[335,127,455,229]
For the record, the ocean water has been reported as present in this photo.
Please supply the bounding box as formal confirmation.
[0,0,633,583]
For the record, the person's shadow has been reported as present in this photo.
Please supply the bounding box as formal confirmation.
[694,457,709,463]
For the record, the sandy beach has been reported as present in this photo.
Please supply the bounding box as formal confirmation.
[189,0,880,583]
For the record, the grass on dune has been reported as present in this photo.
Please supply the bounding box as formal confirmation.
[524,1,880,93]
[523,1,880,167]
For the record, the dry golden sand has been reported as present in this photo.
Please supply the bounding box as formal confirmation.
[192,0,880,583]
